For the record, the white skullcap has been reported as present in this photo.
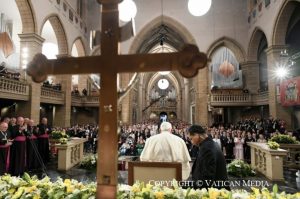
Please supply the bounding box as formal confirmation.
[160,122,172,132]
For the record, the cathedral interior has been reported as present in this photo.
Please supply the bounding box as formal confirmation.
[0,0,299,129]
[0,0,300,197]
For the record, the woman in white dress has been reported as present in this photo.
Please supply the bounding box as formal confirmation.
[234,132,244,160]
[213,133,221,149]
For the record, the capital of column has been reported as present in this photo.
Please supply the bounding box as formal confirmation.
[265,45,289,55]
[56,54,71,59]
[240,61,260,68]
[18,33,45,45]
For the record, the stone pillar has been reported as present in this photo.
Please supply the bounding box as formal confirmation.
[120,73,131,124]
[266,45,292,128]
[240,61,260,93]
[53,55,72,127]
[137,79,144,123]
[195,67,209,126]
[78,74,89,93]
[17,33,44,123]
[182,80,190,122]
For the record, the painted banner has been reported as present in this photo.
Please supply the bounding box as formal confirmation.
[280,77,300,106]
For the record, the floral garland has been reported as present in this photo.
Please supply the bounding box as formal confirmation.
[0,173,299,199]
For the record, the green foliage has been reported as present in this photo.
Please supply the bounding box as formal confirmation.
[227,159,256,177]
[50,130,69,140]
[80,154,97,170]
[59,138,68,144]
[267,141,280,150]
[270,134,299,144]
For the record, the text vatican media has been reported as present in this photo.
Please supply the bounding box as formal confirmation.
[148,180,270,188]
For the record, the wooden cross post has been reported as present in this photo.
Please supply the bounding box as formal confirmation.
[26,0,207,198]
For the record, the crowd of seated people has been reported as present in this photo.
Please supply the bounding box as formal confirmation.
[42,80,62,91]
[118,117,300,164]
[0,62,21,80]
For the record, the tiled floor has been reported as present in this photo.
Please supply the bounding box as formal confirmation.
[29,156,300,193]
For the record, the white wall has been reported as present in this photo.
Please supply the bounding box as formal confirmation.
[31,0,89,54]
[247,0,286,47]
[66,0,77,11]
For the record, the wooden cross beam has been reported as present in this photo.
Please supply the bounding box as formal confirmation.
[27,0,207,198]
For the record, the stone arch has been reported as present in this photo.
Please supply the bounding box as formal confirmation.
[40,14,68,55]
[15,0,37,33]
[146,72,181,98]
[129,16,197,54]
[247,27,268,61]
[272,0,298,45]
[71,37,86,56]
[207,37,246,63]
[90,45,100,56]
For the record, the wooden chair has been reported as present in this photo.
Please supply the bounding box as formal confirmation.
[128,161,182,185]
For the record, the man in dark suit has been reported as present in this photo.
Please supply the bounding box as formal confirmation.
[188,125,229,190]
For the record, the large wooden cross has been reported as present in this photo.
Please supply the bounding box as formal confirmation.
[27,0,207,198]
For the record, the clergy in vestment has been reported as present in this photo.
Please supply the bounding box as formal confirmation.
[9,117,27,176]
[0,122,11,175]
[188,125,229,190]
[37,117,51,163]
[140,121,191,180]
[26,119,40,170]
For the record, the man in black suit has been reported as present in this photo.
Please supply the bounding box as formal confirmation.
[188,125,229,190]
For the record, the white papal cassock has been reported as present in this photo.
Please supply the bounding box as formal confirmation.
[140,130,191,180]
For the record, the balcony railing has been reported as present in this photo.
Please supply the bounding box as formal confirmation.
[210,91,269,106]
[211,94,252,106]
[71,95,99,107]
[0,77,29,100]
[41,87,65,104]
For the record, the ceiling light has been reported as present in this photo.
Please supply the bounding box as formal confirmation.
[188,0,212,17]
[119,0,137,22]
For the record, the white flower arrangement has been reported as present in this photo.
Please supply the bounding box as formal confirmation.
[0,173,299,199]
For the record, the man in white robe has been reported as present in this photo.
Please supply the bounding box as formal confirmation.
[140,122,191,180]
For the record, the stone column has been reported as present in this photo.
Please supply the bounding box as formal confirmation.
[53,54,72,127]
[181,80,190,121]
[195,67,209,126]
[78,74,89,93]
[119,73,131,124]
[17,33,44,123]
[137,79,144,123]
[266,45,292,128]
[240,61,260,94]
